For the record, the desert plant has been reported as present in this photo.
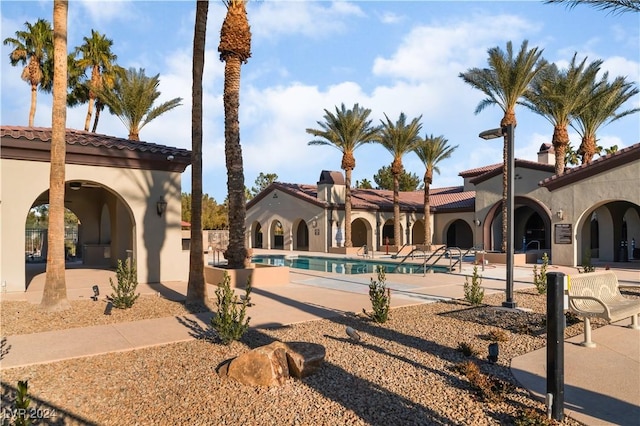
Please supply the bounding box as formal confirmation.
[454,360,506,402]
[211,272,252,345]
[488,329,510,342]
[464,265,485,305]
[533,252,549,294]
[15,380,31,426]
[514,408,556,426]
[363,265,391,323]
[108,259,139,308]
[457,342,479,357]
[580,249,595,273]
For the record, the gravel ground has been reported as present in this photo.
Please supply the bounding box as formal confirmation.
[2,288,638,426]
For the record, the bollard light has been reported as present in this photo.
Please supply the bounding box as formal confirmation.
[91,285,100,301]
[488,342,499,363]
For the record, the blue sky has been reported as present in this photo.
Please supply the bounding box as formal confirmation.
[2,1,639,203]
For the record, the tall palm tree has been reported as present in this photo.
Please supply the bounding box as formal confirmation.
[545,0,640,14]
[573,74,639,163]
[186,0,209,307]
[93,67,182,141]
[219,0,251,268]
[413,135,458,251]
[42,0,69,311]
[459,40,547,252]
[3,18,53,127]
[75,30,118,131]
[376,112,422,248]
[306,103,380,248]
[522,54,602,175]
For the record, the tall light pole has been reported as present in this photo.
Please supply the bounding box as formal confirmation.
[479,123,516,309]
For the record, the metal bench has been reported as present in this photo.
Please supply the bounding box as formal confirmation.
[567,270,640,347]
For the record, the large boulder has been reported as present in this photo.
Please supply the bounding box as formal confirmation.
[218,341,326,386]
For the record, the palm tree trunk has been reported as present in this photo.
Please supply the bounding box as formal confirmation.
[553,125,569,175]
[84,96,94,131]
[224,54,247,269]
[91,101,102,132]
[186,0,208,306]
[393,173,401,247]
[29,82,38,127]
[579,134,597,163]
[42,0,69,311]
[344,168,353,247]
[424,170,432,251]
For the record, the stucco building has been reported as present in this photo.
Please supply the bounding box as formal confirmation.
[1,126,191,293]
[246,143,640,267]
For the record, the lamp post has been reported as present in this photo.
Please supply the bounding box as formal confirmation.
[479,124,516,309]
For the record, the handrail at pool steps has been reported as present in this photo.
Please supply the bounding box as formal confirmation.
[449,246,485,272]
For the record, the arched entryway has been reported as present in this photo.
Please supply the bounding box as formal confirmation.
[351,218,371,248]
[445,219,473,249]
[381,218,403,246]
[251,221,263,248]
[294,219,309,251]
[25,180,135,289]
[578,201,640,263]
[412,219,425,245]
[270,219,285,250]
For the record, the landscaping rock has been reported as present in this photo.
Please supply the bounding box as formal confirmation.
[284,341,326,378]
[221,341,290,386]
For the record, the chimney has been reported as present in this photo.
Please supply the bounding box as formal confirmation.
[537,143,554,165]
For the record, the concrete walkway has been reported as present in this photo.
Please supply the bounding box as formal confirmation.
[1,260,639,425]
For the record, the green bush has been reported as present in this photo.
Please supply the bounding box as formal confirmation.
[363,265,391,323]
[211,272,252,345]
[109,259,139,309]
[533,253,549,294]
[514,408,555,426]
[464,265,484,305]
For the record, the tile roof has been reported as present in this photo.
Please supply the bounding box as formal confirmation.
[1,126,191,159]
[248,182,474,212]
[540,142,640,190]
[461,159,556,185]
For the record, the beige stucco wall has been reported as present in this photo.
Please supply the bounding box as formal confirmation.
[0,158,188,292]
[545,160,640,266]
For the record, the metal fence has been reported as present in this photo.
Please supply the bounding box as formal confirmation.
[25,227,78,262]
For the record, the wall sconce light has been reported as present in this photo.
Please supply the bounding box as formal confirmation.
[311,219,317,228]
[70,182,82,191]
[156,196,167,217]
[556,210,564,220]
[474,219,481,226]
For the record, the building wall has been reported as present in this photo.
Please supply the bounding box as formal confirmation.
[0,158,187,292]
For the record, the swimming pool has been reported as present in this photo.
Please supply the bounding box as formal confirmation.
[252,254,448,275]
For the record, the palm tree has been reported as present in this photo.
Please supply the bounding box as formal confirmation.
[306,103,380,248]
[93,67,182,141]
[573,74,639,163]
[41,0,69,311]
[545,0,640,14]
[522,54,602,175]
[3,18,53,127]
[376,113,422,248]
[75,30,119,131]
[413,135,458,251]
[459,40,547,252]
[219,0,251,268]
[186,0,209,307]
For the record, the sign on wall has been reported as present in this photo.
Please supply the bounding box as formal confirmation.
[554,224,572,244]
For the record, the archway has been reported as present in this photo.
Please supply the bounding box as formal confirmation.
[294,220,309,251]
[271,219,285,250]
[445,219,473,249]
[351,218,371,248]
[381,219,403,246]
[412,219,425,245]
[252,221,263,248]
[24,180,135,289]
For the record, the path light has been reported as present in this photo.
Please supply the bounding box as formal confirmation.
[488,342,499,363]
[346,326,361,342]
[91,285,100,301]
[479,124,516,309]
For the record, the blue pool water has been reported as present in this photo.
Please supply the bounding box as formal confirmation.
[252,254,447,275]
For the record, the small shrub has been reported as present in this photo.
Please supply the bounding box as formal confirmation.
[454,360,505,402]
[211,272,252,345]
[14,380,31,426]
[514,408,556,426]
[457,342,479,357]
[532,253,549,294]
[580,249,595,273]
[464,265,484,305]
[488,329,510,342]
[565,311,581,326]
[363,265,391,323]
[108,259,139,309]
